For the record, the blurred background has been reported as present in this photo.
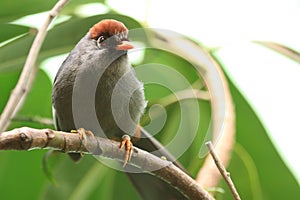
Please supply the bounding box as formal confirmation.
[0,0,299,199]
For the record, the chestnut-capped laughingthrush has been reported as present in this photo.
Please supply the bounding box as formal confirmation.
[52,19,188,200]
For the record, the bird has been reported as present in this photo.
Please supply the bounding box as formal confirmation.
[52,19,188,200]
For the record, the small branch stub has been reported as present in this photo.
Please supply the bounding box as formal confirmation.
[206,141,241,200]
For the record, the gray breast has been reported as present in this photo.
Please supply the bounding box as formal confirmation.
[53,52,146,139]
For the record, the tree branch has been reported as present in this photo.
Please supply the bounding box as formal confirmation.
[0,127,214,200]
[0,0,69,132]
[206,141,241,200]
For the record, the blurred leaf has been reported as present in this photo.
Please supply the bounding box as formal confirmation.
[42,150,58,185]
[0,150,46,200]
[0,0,57,22]
[59,0,106,16]
[7,69,53,130]
[256,41,300,64]
[19,69,52,117]
[40,155,141,200]
[0,66,53,200]
[0,24,29,43]
[0,68,20,112]
[215,79,300,200]
[138,47,210,173]
[183,100,211,175]
[142,48,201,87]
[0,0,105,23]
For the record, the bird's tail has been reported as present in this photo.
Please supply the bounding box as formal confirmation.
[126,127,189,200]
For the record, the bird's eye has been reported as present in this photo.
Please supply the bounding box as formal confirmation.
[96,36,105,48]
[97,36,105,43]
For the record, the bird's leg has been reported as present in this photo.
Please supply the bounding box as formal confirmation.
[132,124,141,142]
[119,125,141,167]
[68,128,95,161]
[119,134,133,167]
[76,128,95,148]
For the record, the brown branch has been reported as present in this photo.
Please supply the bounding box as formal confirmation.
[0,127,214,200]
[0,0,69,132]
[206,141,241,200]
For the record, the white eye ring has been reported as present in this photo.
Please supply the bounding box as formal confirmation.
[96,36,105,48]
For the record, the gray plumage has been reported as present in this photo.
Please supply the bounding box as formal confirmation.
[52,33,146,139]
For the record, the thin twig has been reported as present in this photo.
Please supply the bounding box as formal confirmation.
[206,141,241,200]
[143,88,210,124]
[255,41,300,64]
[149,80,210,108]
[0,127,214,200]
[0,0,69,132]
[155,88,210,108]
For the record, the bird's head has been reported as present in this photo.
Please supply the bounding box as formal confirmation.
[89,19,134,51]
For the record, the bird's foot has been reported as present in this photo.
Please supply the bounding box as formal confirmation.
[68,128,95,162]
[76,128,95,147]
[119,134,133,167]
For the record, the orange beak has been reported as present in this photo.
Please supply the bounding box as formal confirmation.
[116,41,134,50]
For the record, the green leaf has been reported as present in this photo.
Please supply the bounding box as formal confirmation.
[216,79,300,200]
[42,150,58,185]
[59,0,106,16]
[0,0,57,22]
[19,69,52,117]
[0,68,20,112]
[0,150,47,200]
[40,155,141,200]
[7,69,53,130]
[0,24,29,43]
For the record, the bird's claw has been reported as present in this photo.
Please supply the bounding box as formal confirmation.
[74,128,93,148]
[119,134,133,167]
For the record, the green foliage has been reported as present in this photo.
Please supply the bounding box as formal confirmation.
[0,1,299,200]
[0,0,57,22]
[215,79,300,199]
